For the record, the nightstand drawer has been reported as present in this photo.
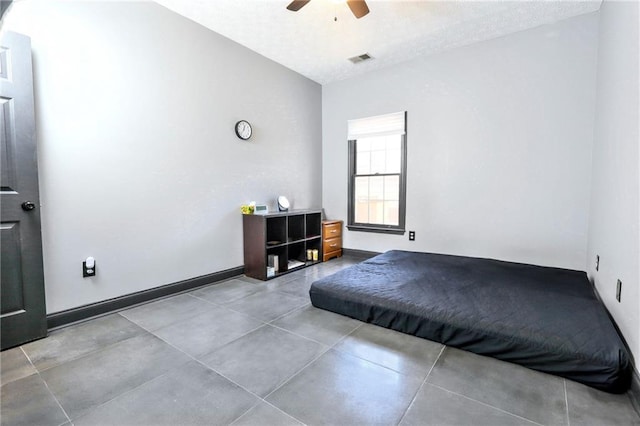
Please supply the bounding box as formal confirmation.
[323,237,341,253]
[322,221,342,239]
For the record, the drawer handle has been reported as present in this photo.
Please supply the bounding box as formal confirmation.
[330,244,337,247]
[330,229,337,233]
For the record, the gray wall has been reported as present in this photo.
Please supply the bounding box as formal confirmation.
[322,13,599,271]
[587,0,639,362]
[3,1,322,313]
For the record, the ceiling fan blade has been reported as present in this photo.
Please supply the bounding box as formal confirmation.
[286,0,311,12]
[346,0,369,19]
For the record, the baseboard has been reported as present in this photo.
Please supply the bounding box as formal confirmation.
[630,368,640,416]
[342,248,381,259]
[47,266,244,330]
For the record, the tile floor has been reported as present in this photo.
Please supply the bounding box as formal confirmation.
[2,255,639,426]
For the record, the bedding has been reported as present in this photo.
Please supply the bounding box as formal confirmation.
[309,250,631,393]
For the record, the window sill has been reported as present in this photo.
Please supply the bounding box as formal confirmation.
[347,225,405,235]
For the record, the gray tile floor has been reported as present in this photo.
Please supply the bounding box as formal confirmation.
[2,255,639,426]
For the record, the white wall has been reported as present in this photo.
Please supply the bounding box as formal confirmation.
[323,13,599,271]
[587,0,639,362]
[3,1,322,314]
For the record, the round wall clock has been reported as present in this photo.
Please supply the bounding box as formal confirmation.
[235,120,252,140]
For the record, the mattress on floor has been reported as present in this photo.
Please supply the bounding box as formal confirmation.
[309,250,631,393]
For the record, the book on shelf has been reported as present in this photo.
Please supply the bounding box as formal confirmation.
[287,260,305,270]
[268,254,279,272]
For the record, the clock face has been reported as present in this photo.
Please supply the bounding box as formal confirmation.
[235,120,252,140]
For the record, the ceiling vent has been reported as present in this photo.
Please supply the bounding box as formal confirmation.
[348,53,373,64]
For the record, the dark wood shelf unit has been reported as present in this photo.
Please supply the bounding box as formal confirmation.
[243,209,323,280]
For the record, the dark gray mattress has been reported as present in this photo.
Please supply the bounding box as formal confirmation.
[309,250,631,393]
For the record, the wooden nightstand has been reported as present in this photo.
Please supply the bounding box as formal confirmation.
[322,220,343,261]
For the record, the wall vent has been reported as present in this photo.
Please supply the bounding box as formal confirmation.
[348,53,373,64]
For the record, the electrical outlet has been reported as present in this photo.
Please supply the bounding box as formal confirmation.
[595,255,600,271]
[83,258,96,278]
[616,279,621,302]
[409,231,415,241]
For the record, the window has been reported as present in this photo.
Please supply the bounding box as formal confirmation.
[348,111,406,234]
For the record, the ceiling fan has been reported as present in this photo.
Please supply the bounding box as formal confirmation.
[286,0,370,19]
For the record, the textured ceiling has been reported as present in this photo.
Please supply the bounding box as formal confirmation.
[154,0,601,85]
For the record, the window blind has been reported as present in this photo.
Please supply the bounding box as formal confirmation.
[347,111,406,139]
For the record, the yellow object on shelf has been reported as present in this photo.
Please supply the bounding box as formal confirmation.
[240,205,255,214]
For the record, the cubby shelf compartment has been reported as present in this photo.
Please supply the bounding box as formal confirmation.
[306,213,322,239]
[243,209,323,281]
[288,215,305,243]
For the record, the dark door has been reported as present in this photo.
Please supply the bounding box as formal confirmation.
[1,31,46,350]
